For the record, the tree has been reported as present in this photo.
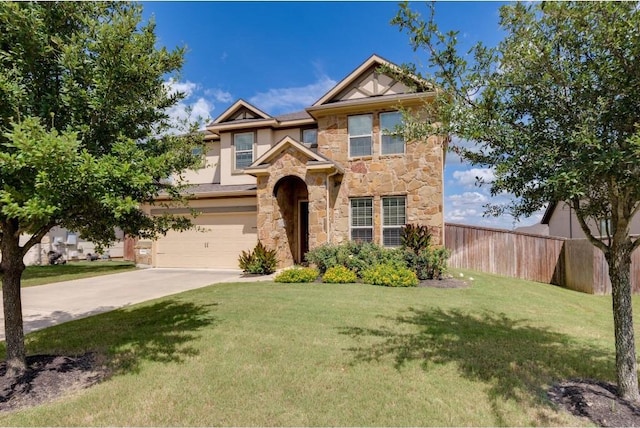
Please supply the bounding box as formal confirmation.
[0,2,202,375]
[393,1,640,401]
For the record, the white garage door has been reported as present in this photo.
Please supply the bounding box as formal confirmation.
[154,213,257,269]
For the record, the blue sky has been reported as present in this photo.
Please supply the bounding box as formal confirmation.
[141,1,543,230]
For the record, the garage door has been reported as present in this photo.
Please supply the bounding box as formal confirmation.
[154,213,257,269]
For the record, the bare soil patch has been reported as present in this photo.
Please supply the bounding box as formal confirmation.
[549,379,640,426]
[0,353,109,413]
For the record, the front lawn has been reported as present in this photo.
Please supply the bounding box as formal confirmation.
[0,270,624,426]
[19,261,137,287]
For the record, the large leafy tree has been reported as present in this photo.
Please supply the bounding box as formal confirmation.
[0,2,202,375]
[393,1,640,401]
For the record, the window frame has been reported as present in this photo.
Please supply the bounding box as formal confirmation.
[233,131,255,170]
[348,114,373,158]
[301,127,318,146]
[382,196,407,247]
[350,197,374,243]
[380,111,405,155]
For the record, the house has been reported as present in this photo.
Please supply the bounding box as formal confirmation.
[22,227,126,266]
[144,54,447,269]
[541,201,640,239]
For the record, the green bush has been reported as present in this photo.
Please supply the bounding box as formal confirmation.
[238,241,278,275]
[361,263,418,287]
[403,247,450,280]
[401,224,432,253]
[305,241,406,277]
[274,266,319,283]
[322,266,358,284]
[426,247,450,280]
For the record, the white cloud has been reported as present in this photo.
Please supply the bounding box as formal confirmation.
[453,167,495,188]
[205,88,233,103]
[162,79,215,134]
[249,75,336,114]
[164,79,198,98]
[448,191,488,207]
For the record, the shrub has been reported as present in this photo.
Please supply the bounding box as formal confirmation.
[401,224,432,253]
[361,263,418,287]
[306,241,407,277]
[238,241,278,275]
[404,247,450,280]
[426,247,450,280]
[322,266,358,284]
[274,266,319,283]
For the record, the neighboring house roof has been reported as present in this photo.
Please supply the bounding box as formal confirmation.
[541,202,558,225]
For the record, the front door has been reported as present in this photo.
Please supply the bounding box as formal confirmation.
[299,201,309,263]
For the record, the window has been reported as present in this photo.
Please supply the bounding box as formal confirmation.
[191,146,203,156]
[302,128,317,146]
[234,132,254,170]
[380,111,404,155]
[350,198,373,242]
[382,196,406,246]
[348,114,372,157]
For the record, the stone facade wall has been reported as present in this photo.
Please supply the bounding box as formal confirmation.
[256,147,328,267]
[318,108,445,246]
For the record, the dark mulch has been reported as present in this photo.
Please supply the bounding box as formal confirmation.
[0,353,109,413]
[549,379,640,427]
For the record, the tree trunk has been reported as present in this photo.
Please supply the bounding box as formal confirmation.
[606,242,640,402]
[0,231,26,377]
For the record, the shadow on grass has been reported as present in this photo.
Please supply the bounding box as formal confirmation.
[11,299,218,375]
[340,308,614,422]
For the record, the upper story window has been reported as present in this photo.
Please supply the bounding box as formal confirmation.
[350,197,373,243]
[382,196,406,246]
[348,114,372,157]
[380,111,405,155]
[234,132,254,170]
[302,128,318,146]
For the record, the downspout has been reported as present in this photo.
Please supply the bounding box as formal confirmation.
[326,169,340,244]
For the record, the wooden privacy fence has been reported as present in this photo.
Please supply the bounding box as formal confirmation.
[445,223,640,294]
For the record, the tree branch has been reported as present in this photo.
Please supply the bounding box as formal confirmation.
[20,223,56,258]
[571,198,608,253]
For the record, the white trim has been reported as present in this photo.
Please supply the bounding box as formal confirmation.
[348,114,373,158]
[233,131,255,170]
[349,197,374,242]
[381,196,406,247]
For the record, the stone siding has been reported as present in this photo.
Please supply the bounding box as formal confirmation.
[318,109,445,246]
[255,147,327,267]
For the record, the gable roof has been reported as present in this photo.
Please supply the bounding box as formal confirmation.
[245,136,343,176]
[211,99,272,125]
[311,54,431,107]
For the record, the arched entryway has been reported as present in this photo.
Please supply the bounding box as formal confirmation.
[273,175,309,264]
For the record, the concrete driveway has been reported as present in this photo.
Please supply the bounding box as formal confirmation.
[0,268,273,340]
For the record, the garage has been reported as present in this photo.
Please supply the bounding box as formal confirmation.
[154,212,257,269]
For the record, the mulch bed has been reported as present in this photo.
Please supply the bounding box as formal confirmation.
[0,353,109,413]
[548,379,640,426]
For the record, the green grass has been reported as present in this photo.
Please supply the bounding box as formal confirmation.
[0,269,627,425]
[19,261,137,287]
